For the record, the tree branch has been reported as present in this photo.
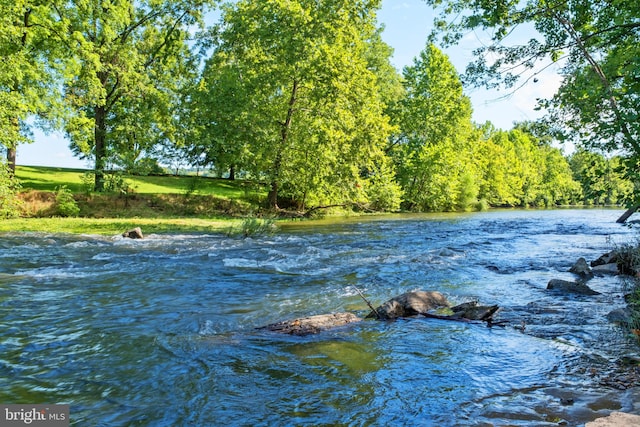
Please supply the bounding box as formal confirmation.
[550,9,640,154]
[144,9,191,68]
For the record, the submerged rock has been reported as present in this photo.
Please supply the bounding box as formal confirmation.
[547,279,601,296]
[366,290,449,319]
[258,312,362,336]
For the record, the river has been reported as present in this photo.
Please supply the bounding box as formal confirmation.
[1,209,639,426]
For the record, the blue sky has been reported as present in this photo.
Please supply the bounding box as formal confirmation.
[18,0,561,168]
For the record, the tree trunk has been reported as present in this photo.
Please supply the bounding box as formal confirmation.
[6,9,31,179]
[617,204,640,223]
[94,104,107,192]
[7,8,31,181]
[7,147,16,177]
[267,179,279,208]
[228,165,235,180]
[268,79,299,210]
[7,116,18,177]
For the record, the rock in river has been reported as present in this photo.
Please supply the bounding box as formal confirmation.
[366,290,449,320]
[261,290,501,335]
[592,263,620,275]
[547,279,601,296]
[606,308,633,325]
[450,301,500,321]
[122,227,144,239]
[586,412,640,427]
[569,257,594,280]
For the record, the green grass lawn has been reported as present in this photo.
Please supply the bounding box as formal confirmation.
[7,166,272,234]
[16,166,87,192]
[15,165,262,199]
[0,217,243,235]
[129,174,252,198]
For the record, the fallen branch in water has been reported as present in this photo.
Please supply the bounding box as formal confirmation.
[353,286,381,320]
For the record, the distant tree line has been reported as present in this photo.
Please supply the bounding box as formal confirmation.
[0,0,637,217]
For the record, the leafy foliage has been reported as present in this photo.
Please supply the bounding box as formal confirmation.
[0,160,22,218]
[611,241,640,337]
[54,185,80,217]
[475,127,581,207]
[569,149,634,205]
[425,0,640,199]
[226,217,277,238]
[3,1,635,215]
[47,0,217,191]
[192,0,401,211]
[0,1,64,171]
[388,44,580,211]
[390,44,480,211]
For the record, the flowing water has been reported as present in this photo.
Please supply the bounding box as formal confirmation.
[1,209,640,426]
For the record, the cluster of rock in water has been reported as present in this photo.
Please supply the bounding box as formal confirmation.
[121,226,636,334]
[122,227,637,335]
[258,250,638,337]
[554,251,639,328]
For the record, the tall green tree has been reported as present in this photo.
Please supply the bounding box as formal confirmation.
[476,128,524,207]
[476,126,580,207]
[48,0,216,191]
[537,144,582,206]
[569,149,633,205]
[196,0,401,211]
[425,0,640,196]
[391,44,479,211]
[0,1,61,175]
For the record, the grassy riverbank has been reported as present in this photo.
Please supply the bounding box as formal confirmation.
[5,165,272,235]
[0,217,246,235]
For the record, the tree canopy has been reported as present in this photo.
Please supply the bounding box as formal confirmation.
[0,0,635,214]
[192,0,402,211]
[0,1,64,174]
[390,44,478,211]
[425,0,640,201]
[62,0,217,190]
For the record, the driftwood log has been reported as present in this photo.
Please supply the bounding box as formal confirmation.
[259,290,501,336]
[258,312,362,336]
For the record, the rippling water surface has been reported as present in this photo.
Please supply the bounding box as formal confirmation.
[1,209,640,426]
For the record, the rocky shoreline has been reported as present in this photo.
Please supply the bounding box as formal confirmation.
[561,251,640,338]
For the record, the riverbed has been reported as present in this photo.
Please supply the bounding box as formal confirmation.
[1,209,639,425]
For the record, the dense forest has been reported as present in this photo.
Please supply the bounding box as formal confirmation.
[1,0,638,214]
